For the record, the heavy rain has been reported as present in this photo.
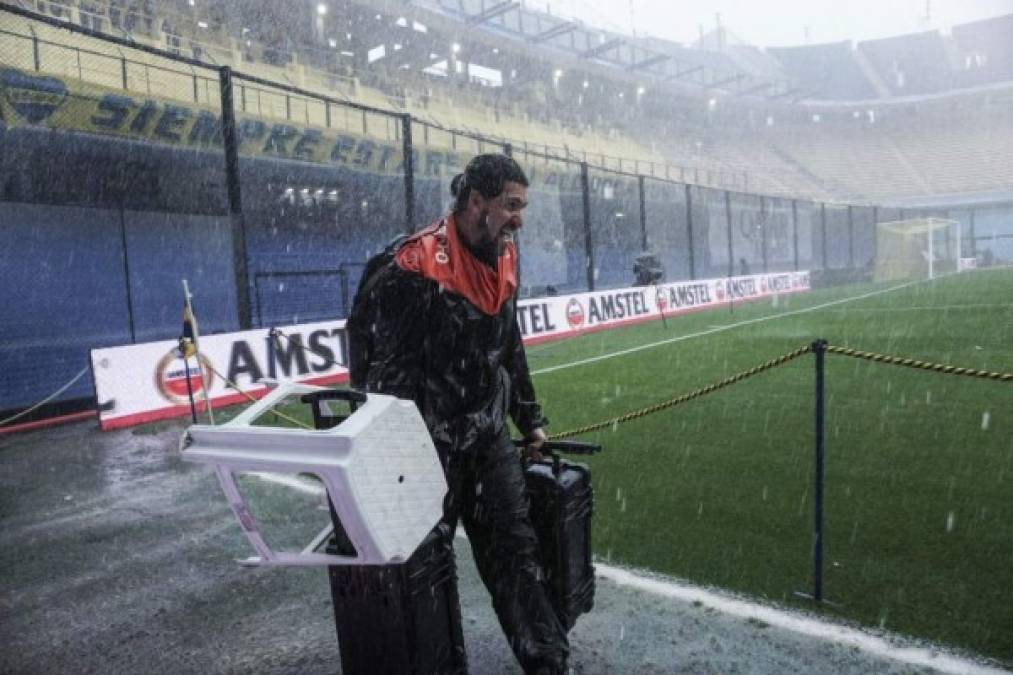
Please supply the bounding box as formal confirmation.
[1,0,1012,673]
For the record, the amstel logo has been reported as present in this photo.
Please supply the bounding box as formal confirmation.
[565,298,585,329]
[154,348,216,405]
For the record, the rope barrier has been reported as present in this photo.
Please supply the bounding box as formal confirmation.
[200,361,314,431]
[270,327,328,363]
[547,344,813,440]
[269,326,1012,439]
[825,345,1013,382]
[0,366,90,428]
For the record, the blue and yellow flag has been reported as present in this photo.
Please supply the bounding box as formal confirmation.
[181,302,198,358]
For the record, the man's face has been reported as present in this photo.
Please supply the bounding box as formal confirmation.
[473,181,529,255]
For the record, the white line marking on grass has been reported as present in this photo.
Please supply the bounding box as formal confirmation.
[249,475,1003,672]
[452,530,1000,673]
[531,280,922,377]
[818,303,1013,313]
[595,563,1007,675]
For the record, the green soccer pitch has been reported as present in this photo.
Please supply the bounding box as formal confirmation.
[528,267,1013,665]
[220,268,1012,665]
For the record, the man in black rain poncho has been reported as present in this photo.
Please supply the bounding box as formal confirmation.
[347,154,569,674]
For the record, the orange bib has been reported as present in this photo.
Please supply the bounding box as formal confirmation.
[396,215,517,316]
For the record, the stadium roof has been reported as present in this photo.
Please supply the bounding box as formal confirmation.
[345,1,1013,105]
[358,0,795,100]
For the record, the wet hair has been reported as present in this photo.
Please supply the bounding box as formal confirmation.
[451,154,528,213]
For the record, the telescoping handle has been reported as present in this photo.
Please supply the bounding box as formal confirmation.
[513,439,602,476]
[300,389,368,430]
[512,439,602,455]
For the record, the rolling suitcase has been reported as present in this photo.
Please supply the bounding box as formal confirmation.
[519,440,601,632]
[301,391,468,675]
[325,527,467,675]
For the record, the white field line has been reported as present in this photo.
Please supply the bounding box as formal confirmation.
[817,303,1013,313]
[595,563,1008,675]
[247,275,1004,673]
[530,280,923,377]
[247,472,1005,673]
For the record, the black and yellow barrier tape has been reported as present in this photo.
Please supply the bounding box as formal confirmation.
[825,345,1013,382]
[262,329,1012,440]
[546,344,813,440]
[201,361,315,430]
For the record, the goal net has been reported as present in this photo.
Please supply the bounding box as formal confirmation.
[874,217,961,282]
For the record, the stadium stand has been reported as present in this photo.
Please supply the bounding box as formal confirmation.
[753,92,1013,200]
[951,14,1013,89]
[767,41,879,101]
[857,30,954,97]
[9,0,1013,205]
[2,0,1013,425]
[5,0,677,182]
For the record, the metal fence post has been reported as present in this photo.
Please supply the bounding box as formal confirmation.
[580,162,595,292]
[118,207,136,343]
[32,31,41,71]
[811,338,827,603]
[402,114,415,233]
[685,184,695,280]
[969,209,977,256]
[724,190,734,279]
[820,203,828,269]
[792,200,799,272]
[638,175,647,251]
[219,66,252,330]
[847,205,855,269]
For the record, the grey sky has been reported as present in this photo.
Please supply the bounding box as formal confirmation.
[524,0,1013,47]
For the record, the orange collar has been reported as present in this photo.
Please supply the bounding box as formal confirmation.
[395,214,517,315]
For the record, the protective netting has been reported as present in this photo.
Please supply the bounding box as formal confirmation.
[643,179,691,283]
[689,185,730,280]
[234,77,408,327]
[587,168,641,290]
[515,153,583,296]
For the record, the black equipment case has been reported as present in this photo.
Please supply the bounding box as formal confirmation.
[519,440,601,632]
[324,529,467,675]
[301,390,468,675]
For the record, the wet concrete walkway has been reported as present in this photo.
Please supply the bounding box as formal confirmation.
[0,419,997,674]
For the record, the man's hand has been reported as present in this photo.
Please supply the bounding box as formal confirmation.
[522,427,547,463]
